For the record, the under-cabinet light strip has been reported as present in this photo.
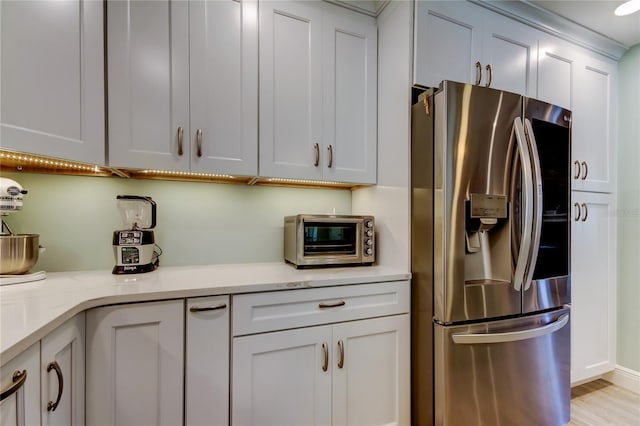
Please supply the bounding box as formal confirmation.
[0,151,101,172]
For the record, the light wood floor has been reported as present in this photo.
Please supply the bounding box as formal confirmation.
[570,379,640,425]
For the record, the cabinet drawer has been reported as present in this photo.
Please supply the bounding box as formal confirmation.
[232,280,410,336]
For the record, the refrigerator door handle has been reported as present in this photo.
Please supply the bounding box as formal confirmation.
[523,118,543,291]
[513,117,534,292]
[451,314,569,344]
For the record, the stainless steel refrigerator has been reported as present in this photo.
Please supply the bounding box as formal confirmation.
[411,81,572,426]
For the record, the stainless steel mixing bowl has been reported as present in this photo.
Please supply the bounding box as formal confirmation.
[0,234,40,275]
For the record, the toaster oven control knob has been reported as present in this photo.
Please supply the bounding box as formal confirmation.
[365,239,373,246]
[365,230,373,237]
[366,220,374,228]
[365,247,373,255]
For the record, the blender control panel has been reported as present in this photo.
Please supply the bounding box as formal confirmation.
[120,246,140,264]
[118,230,143,245]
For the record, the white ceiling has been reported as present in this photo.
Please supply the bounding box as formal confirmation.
[529,0,640,47]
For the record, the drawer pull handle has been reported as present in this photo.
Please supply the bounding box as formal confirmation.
[47,361,63,412]
[581,161,588,180]
[338,340,344,369]
[581,203,588,222]
[574,202,581,221]
[322,343,329,372]
[313,143,320,167]
[319,300,346,309]
[189,303,227,313]
[177,126,184,156]
[0,370,27,402]
[573,160,581,179]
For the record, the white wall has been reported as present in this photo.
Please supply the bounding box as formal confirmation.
[2,172,351,272]
[616,44,640,373]
[352,0,413,271]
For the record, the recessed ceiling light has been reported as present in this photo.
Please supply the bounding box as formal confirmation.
[615,0,640,16]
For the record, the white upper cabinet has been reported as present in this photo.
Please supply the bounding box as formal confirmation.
[0,0,104,164]
[414,1,538,97]
[107,0,258,175]
[571,52,617,193]
[259,1,377,184]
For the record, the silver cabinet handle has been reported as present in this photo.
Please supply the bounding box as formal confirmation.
[327,145,334,168]
[189,303,227,313]
[581,203,588,222]
[485,64,492,87]
[0,370,27,402]
[177,127,184,156]
[337,340,344,369]
[581,161,588,180]
[319,300,345,309]
[475,61,482,85]
[47,361,63,412]
[313,143,320,167]
[322,343,328,372]
[573,160,581,179]
[574,202,581,221]
[196,129,203,158]
[452,314,569,344]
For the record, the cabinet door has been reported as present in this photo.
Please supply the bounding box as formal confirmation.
[259,0,324,181]
[185,296,229,426]
[86,300,184,426]
[571,53,617,193]
[0,0,104,164]
[413,1,483,88]
[332,315,410,426]
[232,325,332,426]
[323,5,377,184]
[0,343,40,426]
[107,0,190,171]
[537,35,576,110]
[189,0,258,176]
[41,313,85,426]
[570,192,616,383]
[480,13,538,97]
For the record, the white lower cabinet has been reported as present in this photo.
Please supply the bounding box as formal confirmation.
[0,343,40,426]
[570,192,616,384]
[185,296,230,426]
[86,300,184,426]
[41,313,85,426]
[231,281,411,426]
[1,313,85,426]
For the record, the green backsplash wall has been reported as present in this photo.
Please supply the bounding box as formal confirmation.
[617,44,640,372]
[1,171,351,272]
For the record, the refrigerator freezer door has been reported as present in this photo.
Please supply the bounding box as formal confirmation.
[434,308,570,426]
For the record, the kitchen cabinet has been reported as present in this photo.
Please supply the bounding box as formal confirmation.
[570,192,616,383]
[0,343,40,426]
[259,0,377,184]
[107,0,258,176]
[185,296,229,426]
[413,0,538,96]
[86,300,184,426]
[571,53,617,194]
[41,313,85,426]
[231,281,410,425]
[0,0,104,165]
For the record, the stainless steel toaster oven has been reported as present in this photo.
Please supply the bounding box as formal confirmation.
[284,214,375,268]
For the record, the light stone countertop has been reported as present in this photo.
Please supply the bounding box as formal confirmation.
[0,262,410,364]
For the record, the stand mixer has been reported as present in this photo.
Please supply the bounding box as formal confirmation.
[0,177,46,285]
[112,195,161,274]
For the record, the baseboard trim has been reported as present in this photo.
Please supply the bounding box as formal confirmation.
[603,366,640,394]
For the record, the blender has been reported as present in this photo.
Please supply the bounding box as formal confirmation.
[112,195,160,274]
[0,177,46,285]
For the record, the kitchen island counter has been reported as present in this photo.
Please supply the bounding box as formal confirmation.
[0,263,410,364]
